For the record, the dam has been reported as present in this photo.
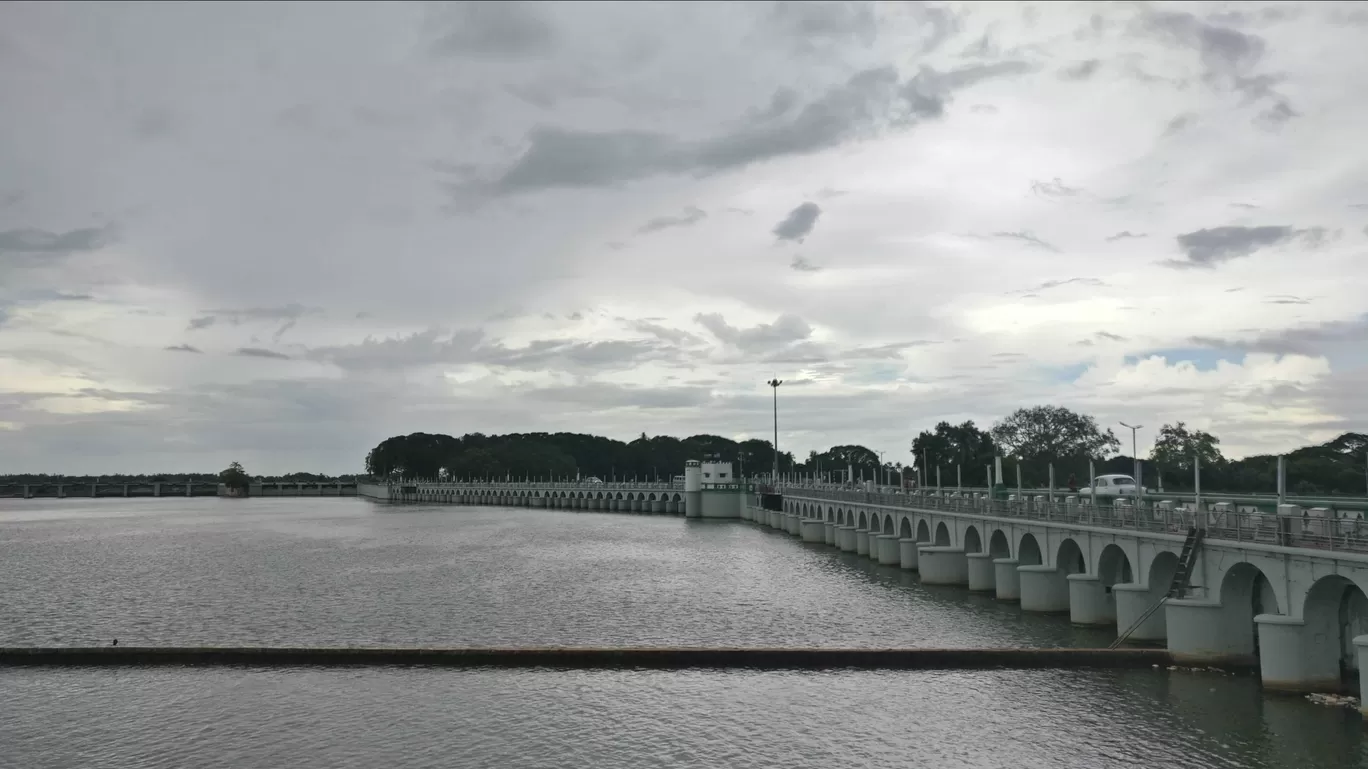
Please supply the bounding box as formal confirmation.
[363,457,1368,707]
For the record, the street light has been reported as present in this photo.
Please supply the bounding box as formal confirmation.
[767,378,783,481]
[1119,421,1143,504]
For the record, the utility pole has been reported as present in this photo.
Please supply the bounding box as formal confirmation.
[767,378,783,481]
[1120,421,1143,506]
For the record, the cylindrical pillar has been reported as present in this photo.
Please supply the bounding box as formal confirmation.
[1067,574,1115,626]
[994,559,1021,602]
[966,553,996,591]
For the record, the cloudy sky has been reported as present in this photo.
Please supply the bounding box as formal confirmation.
[2,1,1367,475]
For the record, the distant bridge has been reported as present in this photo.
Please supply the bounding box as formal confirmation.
[0,480,358,499]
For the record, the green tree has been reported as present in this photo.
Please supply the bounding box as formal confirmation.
[1150,422,1224,472]
[219,461,251,493]
[990,405,1120,461]
[912,421,996,481]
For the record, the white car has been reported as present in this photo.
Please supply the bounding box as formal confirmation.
[584,477,604,485]
[1077,474,1144,497]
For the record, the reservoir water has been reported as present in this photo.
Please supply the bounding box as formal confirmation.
[3,498,1367,768]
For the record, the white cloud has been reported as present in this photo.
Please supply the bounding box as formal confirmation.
[2,1,1366,473]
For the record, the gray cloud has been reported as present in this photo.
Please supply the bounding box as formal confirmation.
[429,1,554,58]
[164,344,203,354]
[694,312,812,353]
[191,303,322,340]
[1263,294,1311,305]
[1030,178,1082,199]
[456,61,1034,197]
[523,381,712,410]
[1060,59,1100,80]
[236,347,293,360]
[1106,230,1146,241]
[790,254,821,272]
[1027,277,1107,293]
[773,202,822,242]
[306,328,678,373]
[0,226,111,257]
[1139,8,1295,124]
[1095,331,1126,342]
[992,231,1058,252]
[637,205,706,234]
[1188,314,1368,356]
[769,1,879,51]
[1167,225,1326,268]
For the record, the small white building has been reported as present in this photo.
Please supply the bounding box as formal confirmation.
[700,460,734,488]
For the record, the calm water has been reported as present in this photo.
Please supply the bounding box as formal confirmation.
[3,498,1366,768]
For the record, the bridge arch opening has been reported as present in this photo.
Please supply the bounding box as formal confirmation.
[1220,562,1281,660]
[899,517,913,539]
[916,519,931,543]
[882,516,894,535]
[1302,575,1368,687]
[934,521,951,546]
[827,507,834,522]
[1097,544,1133,587]
[858,511,868,530]
[988,529,1011,558]
[1056,538,1085,575]
[1018,533,1043,567]
[963,526,982,554]
[1147,551,1180,595]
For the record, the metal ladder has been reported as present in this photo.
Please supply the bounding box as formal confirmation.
[1109,526,1204,649]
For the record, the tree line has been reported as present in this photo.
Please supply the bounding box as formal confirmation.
[0,470,358,484]
[366,405,1365,497]
[911,406,1366,497]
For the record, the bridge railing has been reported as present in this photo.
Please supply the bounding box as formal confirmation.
[382,480,684,491]
[781,486,1368,555]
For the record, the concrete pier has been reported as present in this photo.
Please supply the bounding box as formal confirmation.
[875,534,900,565]
[966,553,996,592]
[993,559,1020,601]
[1019,565,1070,613]
[855,529,870,556]
[1067,574,1115,626]
[823,521,836,546]
[1165,599,1255,667]
[1255,614,1341,693]
[1113,584,1166,641]
[801,518,825,543]
[837,526,856,552]
[918,547,968,586]
[898,538,919,570]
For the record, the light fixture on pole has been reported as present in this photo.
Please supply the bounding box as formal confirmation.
[767,378,783,481]
[1119,421,1143,504]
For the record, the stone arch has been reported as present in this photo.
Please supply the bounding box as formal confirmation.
[1220,562,1282,659]
[882,516,894,535]
[1302,575,1368,684]
[916,519,931,543]
[988,529,1011,558]
[934,521,951,546]
[1056,538,1086,575]
[827,506,835,522]
[1018,533,1043,566]
[899,517,913,539]
[1097,544,1133,587]
[1147,551,1180,595]
[673,493,681,502]
[858,510,868,529]
[963,525,982,554]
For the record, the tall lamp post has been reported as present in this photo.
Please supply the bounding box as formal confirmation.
[767,378,783,482]
[1119,421,1143,505]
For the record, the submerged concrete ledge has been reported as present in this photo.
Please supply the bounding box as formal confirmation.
[0,646,1174,670]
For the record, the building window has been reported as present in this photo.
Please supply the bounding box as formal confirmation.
[703,473,711,478]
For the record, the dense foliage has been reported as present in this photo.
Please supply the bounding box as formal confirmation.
[218,462,252,491]
[364,432,800,482]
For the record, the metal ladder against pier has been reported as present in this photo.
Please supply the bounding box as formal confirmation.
[1109,526,1205,649]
